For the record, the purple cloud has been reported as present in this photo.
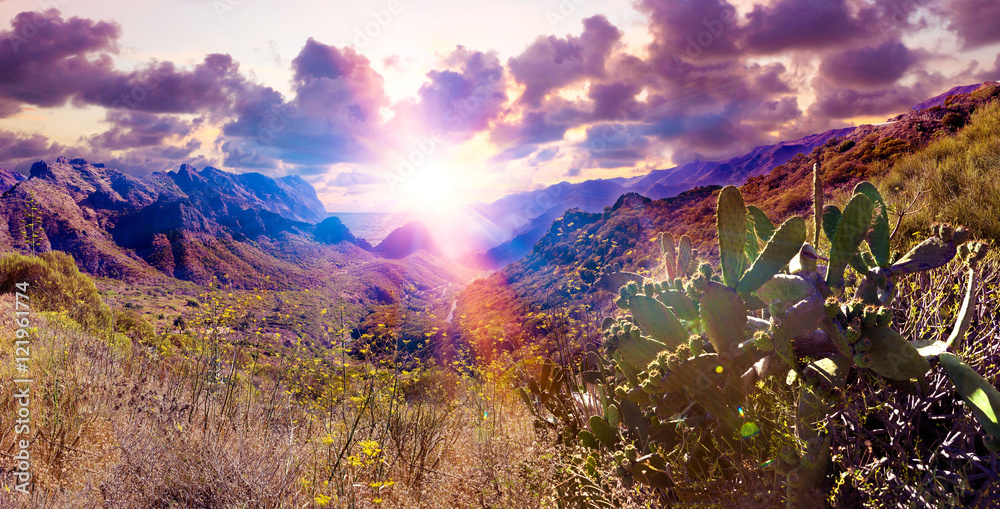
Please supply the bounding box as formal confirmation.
[89,111,195,150]
[220,38,388,171]
[508,15,621,106]
[946,0,1000,49]
[390,46,507,141]
[742,0,863,54]
[820,42,919,88]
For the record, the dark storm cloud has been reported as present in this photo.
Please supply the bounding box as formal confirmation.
[946,0,1000,49]
[507,15,621,106]
[819,42,919,88]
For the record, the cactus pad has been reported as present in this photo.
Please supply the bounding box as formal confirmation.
[940,352,1000,441]
[717,186,747,287]
[864,327,930,380]
[736,216,806,294]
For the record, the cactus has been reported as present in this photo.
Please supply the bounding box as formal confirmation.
[863,327,930,380]
[677,235,694,279]
[852,181,891,267]
[826,193,874,290]
[655,289,699,321]
[736,216,806,294]
[813,163,823,246]
[530,176,998,508]
[940,352,1000,443]
[747,205,776,242]
[891,235,959,276]
[717,186,747,287]
[659,232,677,280]
[625,295,688,350]
[700,282,747,357]
[821,205,841,244]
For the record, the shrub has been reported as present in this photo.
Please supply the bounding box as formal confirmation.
[0,251,111,331]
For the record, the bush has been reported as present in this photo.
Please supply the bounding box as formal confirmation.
[0,251,111,331]
[114,308,156,344]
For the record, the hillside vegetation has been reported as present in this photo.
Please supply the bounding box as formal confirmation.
[0,253,556,507]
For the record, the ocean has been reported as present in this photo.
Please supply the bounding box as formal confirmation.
[327,212,424,245]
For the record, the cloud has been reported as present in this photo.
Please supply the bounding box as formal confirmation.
[0,10,120,115]
[0,130,66,161]
[807,71,950,120]
[390,46,507,141]
[589,81,644,121]
[89,110,195,150]
[946,0,1000,49]
[332,170,381,187]
[490,106,585,160]
[579,123,651,168]
[220,38,389,171]
[507,15,622,106]
[819,42,919,88]
[637,0,740,64]
[742,0,864,54]
[78,54,255,118]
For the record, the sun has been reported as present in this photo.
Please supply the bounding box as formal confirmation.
[395,164,465,215]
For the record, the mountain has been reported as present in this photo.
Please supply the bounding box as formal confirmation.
[451,82,1000,346]
[374,220,441,259]
[0,158,320,283]
[173,165,327,223]
[315,216,360,245]
[0,168,26,193]
[466,127,855,267]
[910,83,983,111]
[616,127,856,198]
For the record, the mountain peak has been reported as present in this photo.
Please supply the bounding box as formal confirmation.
[172,164,205,186]
[374,220,441,259]
[29,160,51,179]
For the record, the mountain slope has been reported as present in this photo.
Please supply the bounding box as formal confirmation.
[374,221,441,259]
[0,158,331,285]
[451,82,1000,346]
[0,167,27,193]
[468,127,857,266]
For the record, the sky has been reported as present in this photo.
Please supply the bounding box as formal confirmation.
[1,0,999,213]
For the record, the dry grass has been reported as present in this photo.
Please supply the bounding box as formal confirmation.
[0,289,561,508]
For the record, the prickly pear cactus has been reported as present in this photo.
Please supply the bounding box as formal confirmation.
[562,162,999,508]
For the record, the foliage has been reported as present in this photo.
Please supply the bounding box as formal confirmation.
[879,99,1000,243]
[542,169,1000,507]
[0,251,111,331]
